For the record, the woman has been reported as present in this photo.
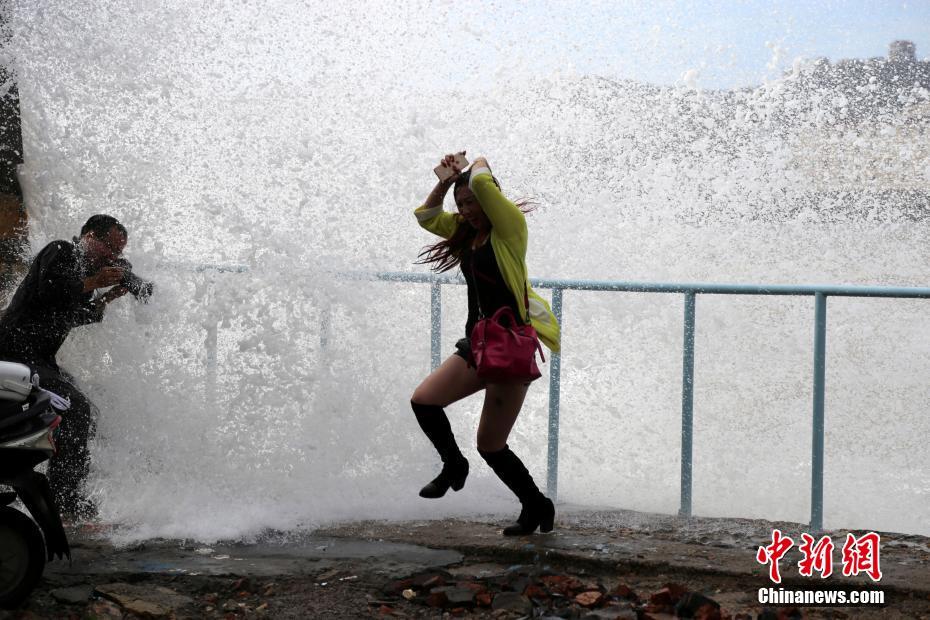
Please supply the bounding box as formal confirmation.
[410,153,561,536]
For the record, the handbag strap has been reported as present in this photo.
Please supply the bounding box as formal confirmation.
[468,241,532,326]
[468,249,485,319]
[522,282,531,326]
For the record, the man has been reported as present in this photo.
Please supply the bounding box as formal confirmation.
[0,214,131,517]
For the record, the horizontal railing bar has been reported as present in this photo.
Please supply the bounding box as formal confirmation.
[370,271,930,299]
[151,261,251,274]
[160,266,930,300]
[370,271,463,285]
[530,280,930,298]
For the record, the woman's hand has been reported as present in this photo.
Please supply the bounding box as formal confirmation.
[424,151,466,208]
[437,151,467,185]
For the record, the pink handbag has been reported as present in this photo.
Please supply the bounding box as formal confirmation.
[471,305,545,383]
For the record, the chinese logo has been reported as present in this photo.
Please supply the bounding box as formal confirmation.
[756,529,882,584]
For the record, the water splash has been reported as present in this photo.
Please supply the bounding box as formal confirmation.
[5,2,929,541]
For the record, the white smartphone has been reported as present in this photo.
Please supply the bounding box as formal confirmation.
[433,153,469,182]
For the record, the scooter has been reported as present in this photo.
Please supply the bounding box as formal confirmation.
[0,362,71,610]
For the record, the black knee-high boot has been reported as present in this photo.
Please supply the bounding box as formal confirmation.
[412,401,469,498]
[479,445,554,535]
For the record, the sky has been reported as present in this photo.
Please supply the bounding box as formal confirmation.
[468,0,930,89]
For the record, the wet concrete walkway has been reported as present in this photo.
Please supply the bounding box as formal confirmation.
[14,505,927,618]
[49,505,929,595]
[48,534,463,580]
[317,506,930,596]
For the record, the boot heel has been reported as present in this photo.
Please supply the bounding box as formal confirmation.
[450,460,469,491]
[539,498,555,533]
[419,478,451,498]
[420,459,468,498]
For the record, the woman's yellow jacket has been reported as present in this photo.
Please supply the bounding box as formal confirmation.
[414,167,561,353]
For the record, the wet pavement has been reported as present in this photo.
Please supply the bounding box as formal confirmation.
[314,505,930,595]
[46,535,463,580]
[8,505,930,618]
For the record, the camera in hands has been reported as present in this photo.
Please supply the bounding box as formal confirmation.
[111,258,154,301]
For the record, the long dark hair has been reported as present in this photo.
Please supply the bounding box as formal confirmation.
[416,170,536,273]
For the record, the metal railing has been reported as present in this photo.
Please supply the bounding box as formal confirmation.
[193,264,930,530]
[372,271,930,532]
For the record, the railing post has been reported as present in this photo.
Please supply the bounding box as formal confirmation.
[205,322,218,402]
[547,288,563,501]
[204,274,218,405]
[680,292,696,518]
[430,282,442,371]
[811,292,827,532]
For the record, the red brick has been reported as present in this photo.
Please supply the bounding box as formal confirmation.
[575,590,605,608]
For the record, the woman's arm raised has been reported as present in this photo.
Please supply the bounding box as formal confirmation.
[414,153,466,240]
[468,157,526,240]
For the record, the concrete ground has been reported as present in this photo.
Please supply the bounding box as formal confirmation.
[5,505,929,618]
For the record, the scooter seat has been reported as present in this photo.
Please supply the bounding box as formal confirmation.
[0,391,53,440]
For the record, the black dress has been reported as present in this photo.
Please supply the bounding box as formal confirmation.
[457,239,523,360]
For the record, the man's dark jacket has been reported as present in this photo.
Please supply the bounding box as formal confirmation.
[0,240,104,368]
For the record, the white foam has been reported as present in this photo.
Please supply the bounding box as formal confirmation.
[5,2,928,541]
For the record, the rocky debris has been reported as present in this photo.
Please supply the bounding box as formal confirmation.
[377,568,754,619]
[29,560,820,620]
[50,584,94,605]
[440,586,477,606]
[87,598,124,619]
[540,573,586,596]
[419,574,446,589]
[609,583,639,601]
[35,576,286,619]
[230,576,251,592]
[491,591,532,614]
[314,568,343,582]
[426,589,448,608]
[583,607,638,620]
[576,589,607,607]
[95,582,194,618]
[648,583,690,612]
[676,592,723,618]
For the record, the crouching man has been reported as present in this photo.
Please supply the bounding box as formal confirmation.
[0,214,137,518]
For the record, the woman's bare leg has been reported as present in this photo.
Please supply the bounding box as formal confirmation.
[412,354,485,407]
[476,381,554,535]
[475,382,529,452]
[410,355,485,498]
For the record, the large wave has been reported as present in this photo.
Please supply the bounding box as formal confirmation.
[5,2,928,541]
